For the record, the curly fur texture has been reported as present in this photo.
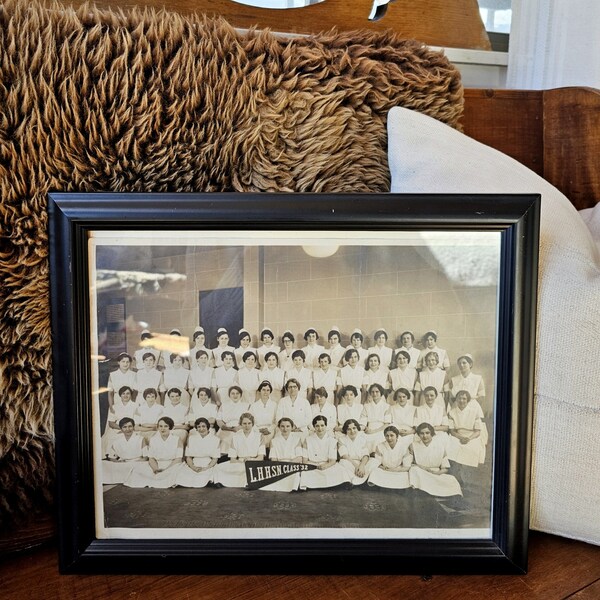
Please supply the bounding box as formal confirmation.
[0,0,463,525]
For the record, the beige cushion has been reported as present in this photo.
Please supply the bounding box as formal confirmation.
[388,106,600,545]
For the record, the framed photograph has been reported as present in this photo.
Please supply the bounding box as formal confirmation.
[49,192,539,574]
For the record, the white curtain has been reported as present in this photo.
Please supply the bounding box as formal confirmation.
[507,0,600,89]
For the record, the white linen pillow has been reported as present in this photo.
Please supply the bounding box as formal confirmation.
[388,106,600,545]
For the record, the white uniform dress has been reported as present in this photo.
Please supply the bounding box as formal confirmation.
[299,433,350,489]
[211,345,236,367]
[275,396,312,434]
[336,365,365,391]
[189,366,214,394]
[278,349,295,374]
[234,345,255,367]
[162,367,191,403]
[236,366,261,404]
[134,368,164,395]
[175,431,221,488]
[449,372,485,403]
[133,348,160,369]
[309,402,337,434]
[362,367,390,391]
[336,402,365,431]
[216,400,251,451]
[134,402,164,439]
[325,344,345,370]
[284,367,313,399]
[415,367,447,408]
[302,343,325,370]
[311,367,338,403]
[261,433,303,492]
[213,429,265,487]
[414,404,449,445]
[107,368,136,397]
[124,432,183,488]
[102,433,145,484]
[212,366,238,403]
[446,401,487,466]
[260,367,285,401]
[418,346,450,370]
[360,399,392,453]
[367,345,394,368]
[101,399,138,456]
[249,398,278,446]
[256,344,281,367]
[397,346,420,369]
[409,437,462,496]
[368,440,413,489]
[343,345,369,366]
[388,367,418,401]
[161,401,190,441]
[338,432,378,485]
[187,398,218,427]
[390,404,417,438]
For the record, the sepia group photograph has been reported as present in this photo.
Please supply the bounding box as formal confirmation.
[90,229,501,541]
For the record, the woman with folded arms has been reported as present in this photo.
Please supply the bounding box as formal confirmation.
[338,419,377,486]
[367,425,412,490]
[125,416,183,488]
[175,417,221,488]
[102,417,146,485]
[446,390,487,467]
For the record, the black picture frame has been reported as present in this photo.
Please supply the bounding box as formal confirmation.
[49,192,539,575]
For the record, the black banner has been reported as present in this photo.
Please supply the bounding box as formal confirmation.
[244,460,317,490]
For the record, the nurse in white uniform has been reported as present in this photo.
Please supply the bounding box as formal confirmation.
[102,417,146,484]
[175,417,221,488]
[396,331,420,369]
[260,352,285,402]
[446,390,487,467]
[212,328,236,368]
[448,354,485,407]
[325,326,345,370]
[409,423,462,497]
[234,329,254,367]
[302,327,325,371]
[257,328,280,368]
[278,330,296,374]
[417,331,450,371]
[344,328,369,366]
[367,328,394,369]
[338,419,378,485]
[107,353,136,407]
[299,416,350,490]
[261,417,303,492]
[367,425,412,490]
[213,413,266,488]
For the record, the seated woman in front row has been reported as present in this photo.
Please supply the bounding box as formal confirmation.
[175,417,221,488]
[446,390,487,467]
[408,423,462,497]
[299,416,350,490]
[261,417,304,492]
[338,419,378,486]
[102,417,146,484]
[124,417,183,488]
[213,413,265,488]
[367,425,412,490]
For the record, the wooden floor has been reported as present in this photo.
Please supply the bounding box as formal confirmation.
[1,531,600,599]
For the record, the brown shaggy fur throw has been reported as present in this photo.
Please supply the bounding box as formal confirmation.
[0,0,463,526]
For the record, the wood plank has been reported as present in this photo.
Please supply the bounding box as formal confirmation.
[543,87,600,210]
[71,0,491,50]
[566,579,600,599]
[1,532,600,599]
[462,89,545,176]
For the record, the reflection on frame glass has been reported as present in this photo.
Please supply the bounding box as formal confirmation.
[91,230,499,540]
